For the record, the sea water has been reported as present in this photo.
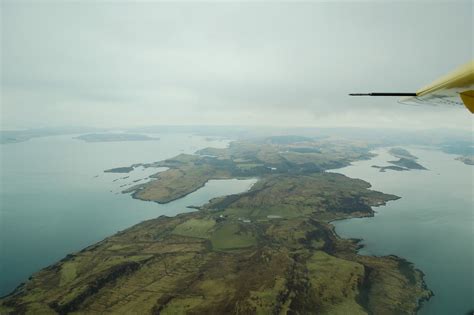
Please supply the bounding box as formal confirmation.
[0,133,256,296]
[332,147,473,315]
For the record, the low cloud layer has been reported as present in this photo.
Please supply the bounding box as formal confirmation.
[1,1,473,130]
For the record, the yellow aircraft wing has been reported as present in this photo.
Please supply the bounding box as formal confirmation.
[350,60,474,113]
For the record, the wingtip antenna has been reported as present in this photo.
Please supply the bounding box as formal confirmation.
[349,92,417,97]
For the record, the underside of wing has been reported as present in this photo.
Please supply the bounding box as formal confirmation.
[400,61,474,113]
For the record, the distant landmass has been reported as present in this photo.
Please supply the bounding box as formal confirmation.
[75,133,159,142]
[455,155,474,165]
[0,127,104,144]
[440,140,474,156]
[439,140,474,166]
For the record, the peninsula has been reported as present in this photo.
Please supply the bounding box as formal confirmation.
[0,137,432,314]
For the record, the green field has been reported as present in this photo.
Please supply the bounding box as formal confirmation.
[210,223,257,250]
[172,218,216,239]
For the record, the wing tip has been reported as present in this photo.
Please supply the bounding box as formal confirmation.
[460,90,474,114]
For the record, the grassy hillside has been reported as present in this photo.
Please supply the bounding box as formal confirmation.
[0,137,432,314]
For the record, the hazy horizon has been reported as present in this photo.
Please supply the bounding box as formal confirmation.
[1,1,473,131]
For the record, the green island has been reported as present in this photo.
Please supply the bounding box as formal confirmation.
[0,137,432,314]
[372,148,426,172]
[104,167,135,174]
[387,158,426,170]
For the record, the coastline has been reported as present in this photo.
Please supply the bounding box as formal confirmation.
[327,154,434,313]
[1,139,434,314]
[329,146,474,314]
[330,211,434,313]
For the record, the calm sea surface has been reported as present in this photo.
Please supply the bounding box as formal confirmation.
[0,134,256,296]
[332,147,473,315]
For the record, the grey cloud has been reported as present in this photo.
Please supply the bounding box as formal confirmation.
[1,1,473,130]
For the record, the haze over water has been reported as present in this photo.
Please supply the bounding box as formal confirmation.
[332,147,473,315]
[0,134,256,296]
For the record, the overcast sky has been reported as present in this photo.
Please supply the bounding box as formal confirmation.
[1,1,473,130]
